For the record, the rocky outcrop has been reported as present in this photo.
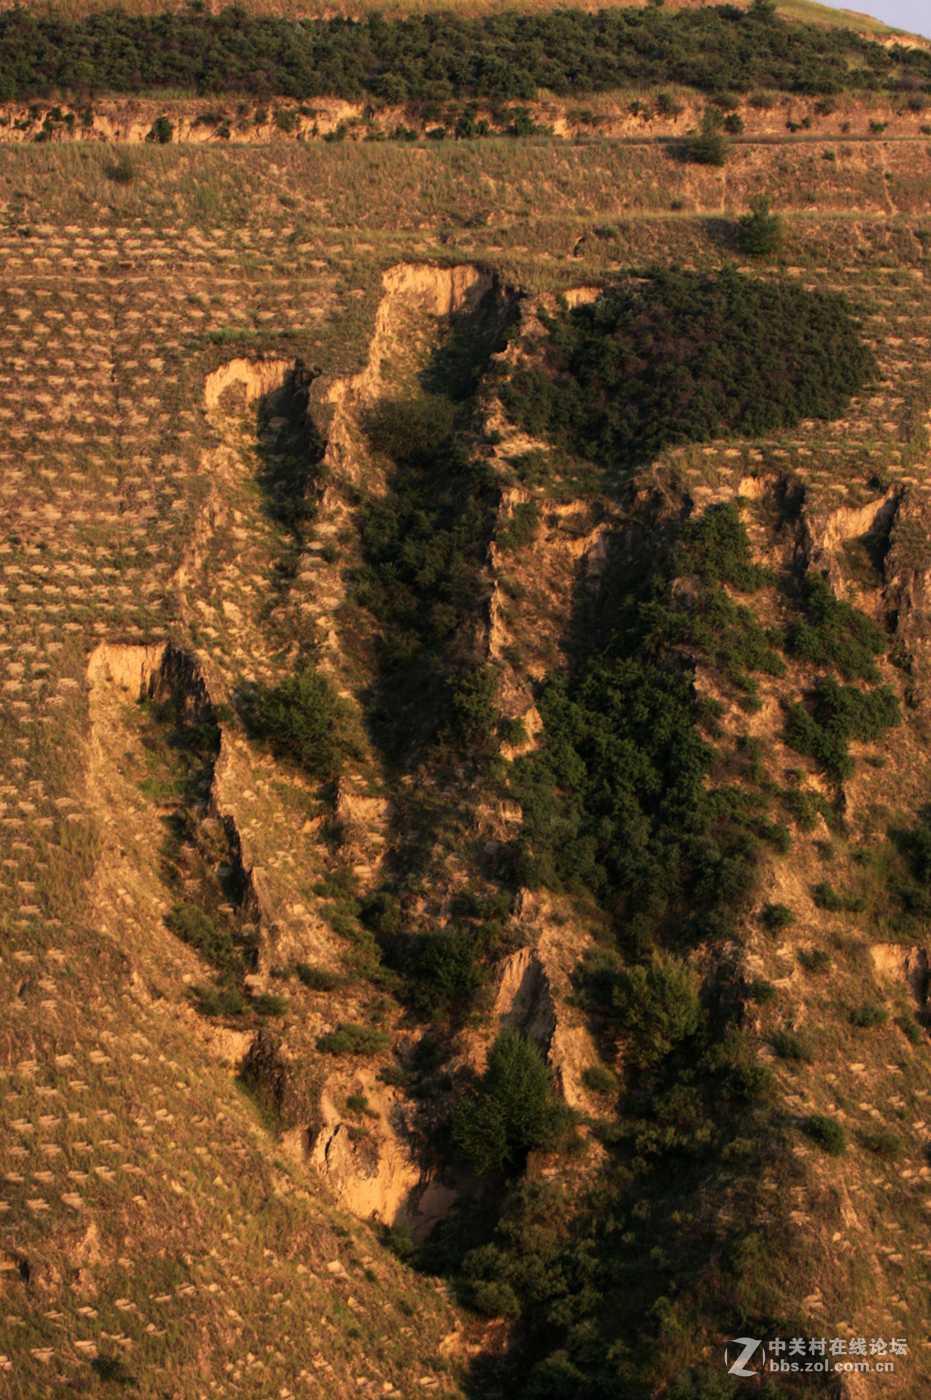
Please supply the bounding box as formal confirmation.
[203,357,294,416]
[869,942,929,1007]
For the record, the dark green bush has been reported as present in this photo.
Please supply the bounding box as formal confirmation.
[3,8,926,107]
[738,195,784,255]
[409,926,487,1015]
[798,947,832,974]
[761,902,796,930]
[787,571,887,682]
[677,502,772,591]
[190,984,247,1017]
[453,1029,555,1174]
[897,1016,923,1045]
[612,955,703,1067]
[581,1062,617,1094]
[773,1029,812,1062]
[811,881,866,913]
[317,1024,391,1056]
[254,993,289,1017]
[849,1004,889,1028]
[785,677,900,784]
[166,903,235,971]
[503,269,876,474]
[367,394,456,466]
[498,501,541,552]
[858,1127,901,1155]
[246,669,359,780]
[803,1114,846,1156]
[444,668,498,749]
[296,962,342,991]
[750,978,777,1003]
[148,114,172,143]
[684,109,728,165]
[467,1278,521,1317]
[105,154,135,184]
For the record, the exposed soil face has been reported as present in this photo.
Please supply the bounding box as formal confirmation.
[4,91,931,146]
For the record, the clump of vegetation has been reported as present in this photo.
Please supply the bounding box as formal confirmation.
[612,955,703,1067]
[2,8,928,106]
[166,903,236,971]
[503,269,876,474]
[798,947,831,974]
[104,153,135,184]
[684,108,729,165]
[787,571,887,682]
[148,114,172,143]
[802,1113,846,1156]
[785,677,900,784]
[317,1023,391,1056]
[761,902,796,930]
[849,1004,889,1028]
[355,391,498,754]
[773,1029,813,1062]
[858,1127,902,1155]
[738,195,784,255]
[245,669,360,781]
[453,1029,558,1174]
[581,1062,617,1094]
[811,880,866,913]
[295,962,342,991]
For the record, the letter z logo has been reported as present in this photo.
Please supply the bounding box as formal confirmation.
[725,1338,765,1377]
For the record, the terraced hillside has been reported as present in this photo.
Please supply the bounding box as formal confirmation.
[2,8,931,1397]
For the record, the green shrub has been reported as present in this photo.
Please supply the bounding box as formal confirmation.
[677,503,772,591]
[897,1016,923,1045]
[190,984,247,1017]
[382,1222,416,1262]
[467,1279,521,1317]
[503,269,876,474]
[785,678,900,784]
[761,902,795,930]
[254,993,289,1017]
[105,154,135,184]
[246,669,359,780]
[684,109,728,165]
[408,926,487,1014]
[803,1114,846,1156]
[453,1029,555,1174]
[787,571,887,682]
[317,1024,391,1056]
[274,107,298,132]
[581,1063,617,1094]
[296,962,342,991]
[849,1004,889,1028]
[148,115,172,143]
[773,1029,812,1062]
[811,881,865,913]
[858,1127,901,1155]
[444,668,498,749]
[750,978,776,1003]
[346,1093,369,1113]
[166,904,235,971]
[798,948,831,974]
[729,1064,774,1100]
[367,394,456,466]
[498,501,541,552]
[612,955,703,1067]
[738,195,784,255]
